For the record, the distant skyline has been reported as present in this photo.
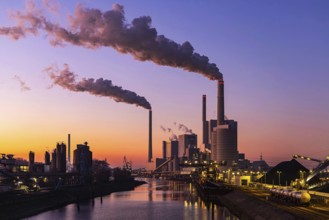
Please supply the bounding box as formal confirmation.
[0,0,328,168]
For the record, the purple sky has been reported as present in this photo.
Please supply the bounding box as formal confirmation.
[0,0,328,168]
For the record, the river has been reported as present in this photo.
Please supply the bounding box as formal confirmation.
[26,179,238,220]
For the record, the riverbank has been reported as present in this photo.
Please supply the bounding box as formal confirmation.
[0,180,146,220]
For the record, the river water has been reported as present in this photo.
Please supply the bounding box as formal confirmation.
[27,179,238,220]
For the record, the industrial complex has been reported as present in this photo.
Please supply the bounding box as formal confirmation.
[0,78,328,219]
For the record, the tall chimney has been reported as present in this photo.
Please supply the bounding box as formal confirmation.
[148,110,153,162]
[217,80,225,125]
[68,134,71,163]
[202,95,206,122]
[202,95,208,145]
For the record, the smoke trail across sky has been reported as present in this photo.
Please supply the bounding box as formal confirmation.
[45,64,151,110]
[0,2,222,80]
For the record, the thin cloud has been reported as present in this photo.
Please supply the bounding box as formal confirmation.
[13,75,31,91]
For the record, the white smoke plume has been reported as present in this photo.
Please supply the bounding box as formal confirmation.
[178,123,193,134]
[169,134,178,141]
[0,2,222,80]
[160,125,177,141]
[45,64,151,109]
[13,75,31,91]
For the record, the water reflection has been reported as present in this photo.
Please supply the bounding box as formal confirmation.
[26,179,238,220]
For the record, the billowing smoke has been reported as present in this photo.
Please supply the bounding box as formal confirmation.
[45,64,151,109]
[13,75,31,91]
[0,2,222,80]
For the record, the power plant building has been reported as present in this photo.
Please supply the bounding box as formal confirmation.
[208,120,217,144]
[203,79,239,169]
[29,151,35,171]
[73,142,92,173]
[163,140,179,159]
[51,150,56,172]
[44,151,50,165]
[50,143,67,173]
[56,143,66,173]
[178,134,197,158]
[73,142,92,184]
[211,120,238,166]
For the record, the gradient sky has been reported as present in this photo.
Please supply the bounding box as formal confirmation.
[0,0,328,168]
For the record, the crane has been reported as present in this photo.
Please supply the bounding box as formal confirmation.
[293,154,329,182]
[293,154,322,163]
[123,156,132,172]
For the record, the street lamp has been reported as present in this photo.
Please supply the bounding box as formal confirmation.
[300,170,306,180]
[277,171,282,186]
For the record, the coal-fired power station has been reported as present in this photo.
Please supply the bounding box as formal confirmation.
[203,79,238,169]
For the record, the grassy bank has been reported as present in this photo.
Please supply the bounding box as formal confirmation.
[0,180,146,220]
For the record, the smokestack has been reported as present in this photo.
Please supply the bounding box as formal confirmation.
[148,110,153,162]
[202,95,206,122]
[68,133,71,163]
[202,95,208,145]
[217,80,225,125]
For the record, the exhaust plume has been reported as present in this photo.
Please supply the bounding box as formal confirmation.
[13,75,31,91]
[178,123,193,134]
[0,2,222,80]
[169,134,178,141]
[160,125,177,141]
[45,64,151,109]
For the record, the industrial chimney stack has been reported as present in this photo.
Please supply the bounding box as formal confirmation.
[148,110,153,162]
[217,80,225,125]
[202,95,209,147]
[68,134,71,163]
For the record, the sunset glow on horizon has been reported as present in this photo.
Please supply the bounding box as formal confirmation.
[0,0,328,168]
